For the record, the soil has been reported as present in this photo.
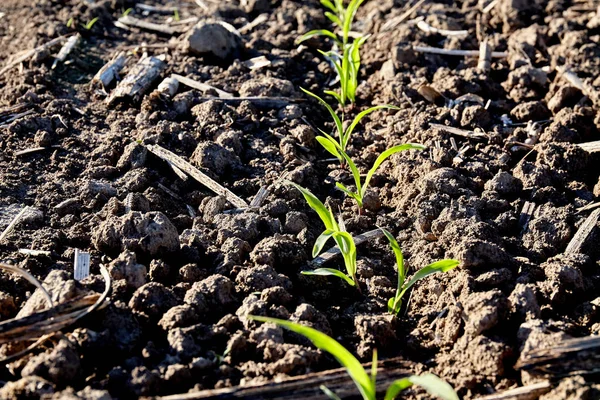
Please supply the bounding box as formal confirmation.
[0,0,599,399]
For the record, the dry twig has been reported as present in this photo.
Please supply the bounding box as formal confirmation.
[0,35,72,76]
[413,46,507,58]
[564,208,600,254]
[147,145,248,208]
[171,74,233,98]
[107,56,167,105]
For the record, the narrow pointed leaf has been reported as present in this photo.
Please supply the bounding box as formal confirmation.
[300,88,343,139]
[339,152,362,195]
[371,349,378,387]
[248,316,374,398]
[362,144,425,197]
[399,260,460,300]
[317,136,342,159]
[344,105,398,149]
[313,230,335,257]
[287,182,335,231]
[379,228,405,288]
[324,90,343,106]
[324,11,342,28]
[297,29,338,44]
[395,374,459,400]
[384,378,413,400]
[332,231,357,278]
[320,0,338,13]
[301,268,355,286]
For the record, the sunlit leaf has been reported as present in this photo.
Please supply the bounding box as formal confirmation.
[297,29,338,44]
[287,182,335,231]
[248,316,375,399]
[300,88,343,138]
[361,144,426,198]
[301,268,355,286]
[317,136,342,159]
[385,374,459,400]
[313,230,335,257]
[398,260,460,300]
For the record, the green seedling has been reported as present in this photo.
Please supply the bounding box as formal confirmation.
[297,0,368,106]
[380,228,460,315]
[289,182,358,287]
[122,7,134,17]
[82,17,99,30]
[173,8,180,22]
[319,35,368,106]
[298,0,365,47]
[337,144,426,212]
[66,17,74,28]
[249,315,459,400]
[301,88,397,166]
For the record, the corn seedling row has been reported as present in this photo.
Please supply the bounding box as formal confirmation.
[249,316,459,400]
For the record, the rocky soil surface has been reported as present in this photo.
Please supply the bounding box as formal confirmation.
[0,0,599,399]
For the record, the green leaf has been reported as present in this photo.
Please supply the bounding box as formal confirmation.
[320,0,338,13]
[324,90,343,106]
[301,268,355,286]
[387,297,402,315]
[333,0,344,13]
[84,16,99,30]
[287,182,335,231]
[398,260,460,300]
[385,374,459,400]
[344,105,398,149]
[332,231,357,279]
[316,136,342,159]
[320,385,342,400]
[361,144,426,198]
[379,228,405,290]
[324,11,342,28]
[371,349,378,387]
[339,152,362,195]
[313,230,335,258]
[335,181,354,196]
[342,0,366,43]
[248,316,374,398]
[297,29,338,44]
[346,35,369,103]
[384,378,414,400]
[300,88,343,139]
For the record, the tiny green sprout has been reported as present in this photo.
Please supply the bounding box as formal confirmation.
[66,17,74,28]
[288,182,357,287]
[297,0,366,47]
[380,228,460,315]
[173,8,180,22]
[319,35,368,106]
[82,17,99,30]
[122,7,134,17]
[337,144,426,212]
[301,88,398,166]
[248,315,459,400]
[297,0,368,106]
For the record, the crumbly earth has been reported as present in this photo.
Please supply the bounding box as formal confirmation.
[0,0,599,399]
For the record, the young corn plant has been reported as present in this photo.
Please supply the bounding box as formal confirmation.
[301,88,397,167]
[337,144,426,212]
[289,182,358,287]
[297,0,368,106]
[249,315,459,400]
[380,228,460,315]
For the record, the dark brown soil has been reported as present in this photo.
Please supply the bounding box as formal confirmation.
[0,0,599,399]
